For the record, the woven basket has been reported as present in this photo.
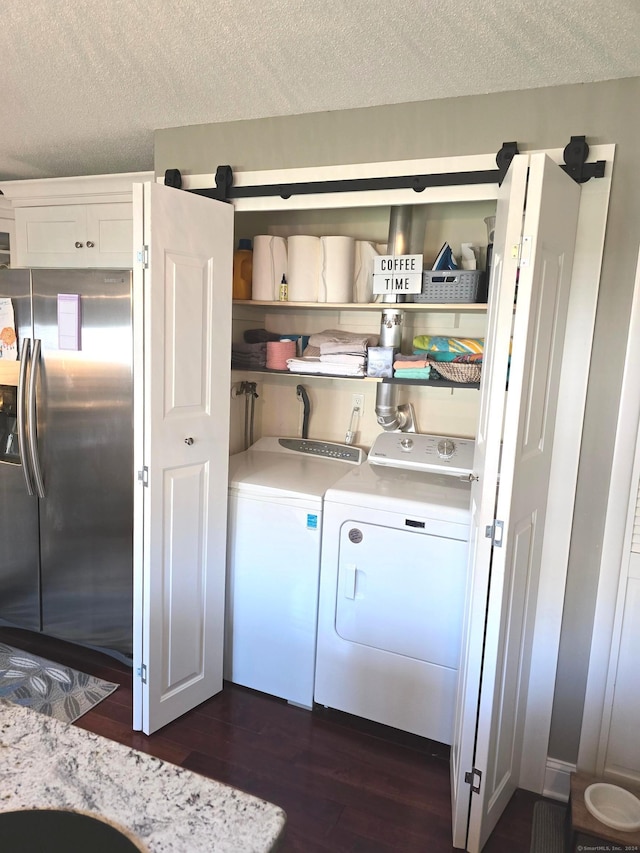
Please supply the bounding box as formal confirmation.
[432,362,482,384]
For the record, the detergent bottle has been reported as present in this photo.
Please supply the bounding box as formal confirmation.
[233,238,253,300]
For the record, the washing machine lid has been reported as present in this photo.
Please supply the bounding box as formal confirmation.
[324,462,472,523]
[228,437,363,501]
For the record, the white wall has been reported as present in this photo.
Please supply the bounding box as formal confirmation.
[154,77,640,763]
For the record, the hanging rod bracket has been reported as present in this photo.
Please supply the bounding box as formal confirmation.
[561,135,606,183]
[496,141,520,185]
[164,135,605,202]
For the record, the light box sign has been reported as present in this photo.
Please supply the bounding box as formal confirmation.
[372,254,423,295]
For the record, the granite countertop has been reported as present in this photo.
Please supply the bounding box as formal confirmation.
[0,699,286,852]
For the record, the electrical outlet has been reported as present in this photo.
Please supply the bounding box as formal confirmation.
[352,393,364,412]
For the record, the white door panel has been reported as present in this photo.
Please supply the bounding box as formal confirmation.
[451,154,529,849]
[465,155,581,852]
[132,181,233,735]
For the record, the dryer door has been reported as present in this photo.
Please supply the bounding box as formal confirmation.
[335,520,468,668]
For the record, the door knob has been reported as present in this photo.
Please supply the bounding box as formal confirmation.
[86,240,95,248]
[185,437,194,446]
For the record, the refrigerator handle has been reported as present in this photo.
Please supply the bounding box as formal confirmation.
[17,337,35,497]
[28,338,46,499]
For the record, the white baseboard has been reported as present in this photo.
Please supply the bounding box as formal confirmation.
[543,758,575,802]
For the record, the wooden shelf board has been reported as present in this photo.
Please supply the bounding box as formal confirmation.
[231,366,480,389]
[233,300,487,312]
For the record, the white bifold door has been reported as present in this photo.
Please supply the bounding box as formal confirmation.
[131,182,234,735]
[450,153,581,850]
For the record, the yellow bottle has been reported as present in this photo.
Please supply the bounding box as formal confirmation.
[233,238,253,300]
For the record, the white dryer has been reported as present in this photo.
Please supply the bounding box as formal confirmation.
[225,437,363,709]
[314,432,474,744]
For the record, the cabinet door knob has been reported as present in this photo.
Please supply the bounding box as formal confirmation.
[86,240,95,248]
[184,437,194,446]
[75,242,84,248]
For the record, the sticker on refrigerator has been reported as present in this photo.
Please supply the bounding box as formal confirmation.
[57,293,81,351]
[0,298,17,360]
[306,514,318,530]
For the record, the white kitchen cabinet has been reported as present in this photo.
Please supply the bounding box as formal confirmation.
[15,202,134,267]
[0,171,152,269]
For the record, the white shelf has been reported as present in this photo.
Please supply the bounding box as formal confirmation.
[233,300,487,312]
[230,367,479,389]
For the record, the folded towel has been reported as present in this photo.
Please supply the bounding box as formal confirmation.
[320,353,366,367]
[415,350,457,362]
[419,352,483,363]
[286,357,365,377]
[413,335,484,354]
[394,356,428,370]
[244,328,282,343]
[320,341,372,356]
[232,341,267,354]
[393,366,432,379]
[309,329,379,351]
[450,353,483,363]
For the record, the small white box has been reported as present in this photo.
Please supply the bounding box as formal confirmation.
[367,346,395,378]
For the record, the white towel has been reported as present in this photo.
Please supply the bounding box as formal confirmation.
[308,329,379,350]
[319,340,376,356]
[286,357,365,377]
[319,353,366,367]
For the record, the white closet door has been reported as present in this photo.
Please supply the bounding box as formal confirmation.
[450,154,529,849]
[132,181,233,735]
[470,154,580,851]
[452,154,581,851]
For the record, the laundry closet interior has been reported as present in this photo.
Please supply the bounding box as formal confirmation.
[197,142,613,850]
[228,192,489,452]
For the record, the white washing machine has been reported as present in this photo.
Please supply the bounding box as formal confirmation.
[314,431,474,744]
[225,437,363,708]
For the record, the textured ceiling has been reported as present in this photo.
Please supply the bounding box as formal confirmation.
[2,0,639,182]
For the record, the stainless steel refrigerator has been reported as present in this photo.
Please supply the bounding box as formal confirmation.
[0,268,133,658]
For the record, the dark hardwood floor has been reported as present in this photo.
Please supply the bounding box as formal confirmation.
[0,627,549,851]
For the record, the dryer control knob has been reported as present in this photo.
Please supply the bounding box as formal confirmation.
[400,437,414,450]
[437,439,456,459]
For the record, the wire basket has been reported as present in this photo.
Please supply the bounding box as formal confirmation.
[413,270,484,303]
[431,361,482,384]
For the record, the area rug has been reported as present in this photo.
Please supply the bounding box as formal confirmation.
[0,643,119,724]
[529,800,568,853]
